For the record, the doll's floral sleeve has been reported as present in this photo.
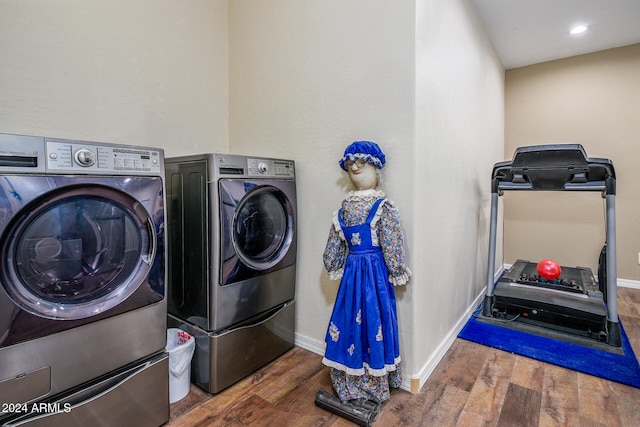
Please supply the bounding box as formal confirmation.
[323,213,347,280]
[377,202,411,286]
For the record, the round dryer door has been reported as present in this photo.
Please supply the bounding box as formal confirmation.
[232,186,294,271]
[0,184,157,320]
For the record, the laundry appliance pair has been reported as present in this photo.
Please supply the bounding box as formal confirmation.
[165,153,297,394]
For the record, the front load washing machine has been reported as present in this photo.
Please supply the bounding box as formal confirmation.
[166,153,296,393]
[0,133,168,426]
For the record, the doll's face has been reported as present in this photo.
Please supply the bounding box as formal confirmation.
[346,159,378,190]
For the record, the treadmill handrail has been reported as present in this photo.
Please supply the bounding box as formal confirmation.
[498,181,607,192]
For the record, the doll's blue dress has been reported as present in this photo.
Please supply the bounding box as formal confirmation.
[322,192,410,403]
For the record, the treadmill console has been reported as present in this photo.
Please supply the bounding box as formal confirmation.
[491,144,615,193]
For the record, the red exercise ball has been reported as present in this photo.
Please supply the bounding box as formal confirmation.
[537,259,561,280]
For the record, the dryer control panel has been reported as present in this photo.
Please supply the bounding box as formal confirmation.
[247,158,295,178]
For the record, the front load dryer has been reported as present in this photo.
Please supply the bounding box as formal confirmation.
[166,153,296,393]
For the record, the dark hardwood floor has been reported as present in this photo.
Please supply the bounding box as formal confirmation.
[166,287,640,426]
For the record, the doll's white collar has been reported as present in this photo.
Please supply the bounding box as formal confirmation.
[345,189,385,201]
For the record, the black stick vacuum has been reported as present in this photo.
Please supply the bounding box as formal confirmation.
[314,390,381,426]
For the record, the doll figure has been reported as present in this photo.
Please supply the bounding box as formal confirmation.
[321,141,411,409]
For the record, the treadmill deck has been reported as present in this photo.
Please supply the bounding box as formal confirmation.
[491,260,608,341]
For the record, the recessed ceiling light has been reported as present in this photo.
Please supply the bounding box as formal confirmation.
[570,25,588,35]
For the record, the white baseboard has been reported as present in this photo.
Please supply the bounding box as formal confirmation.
[409,267,504,393]
[409,288,486,392]
[294,332,325,357]
[619,278,640,289]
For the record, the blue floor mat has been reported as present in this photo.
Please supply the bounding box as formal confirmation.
[458,305,640,388]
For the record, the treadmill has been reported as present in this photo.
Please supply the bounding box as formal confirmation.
[482,144,621,347]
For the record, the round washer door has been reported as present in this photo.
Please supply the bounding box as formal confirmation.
[232,185,294,272]
[0,184,157,320]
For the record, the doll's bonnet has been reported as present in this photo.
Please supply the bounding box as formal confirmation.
[339,141,386,171]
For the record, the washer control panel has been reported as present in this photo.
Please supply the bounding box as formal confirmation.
[47,140,162,174]
[247,158,295,178]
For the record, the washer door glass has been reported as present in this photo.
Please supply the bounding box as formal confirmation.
[1,184,156,320]
[232,186,293,271]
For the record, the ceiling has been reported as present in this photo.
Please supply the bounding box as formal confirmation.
[470,0,640,69]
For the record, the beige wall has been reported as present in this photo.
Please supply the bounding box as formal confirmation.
[228,0,419,385]
[229,0,504,390]
[0,0,229,156]
[505,44,640,281]
[413,0,504,386]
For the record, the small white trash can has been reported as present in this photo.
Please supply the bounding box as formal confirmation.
[166,328,196,403]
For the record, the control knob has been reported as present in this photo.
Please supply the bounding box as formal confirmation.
[74,148,96,167]
[257,162,268,174]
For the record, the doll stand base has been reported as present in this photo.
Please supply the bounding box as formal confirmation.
[314,390,381,426]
